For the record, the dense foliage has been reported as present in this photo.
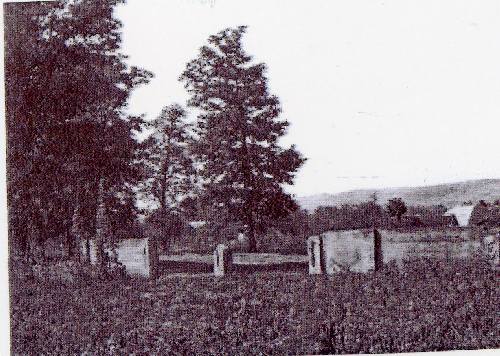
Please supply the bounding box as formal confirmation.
[180,26,305,251]
[6,4,498,354]
[470,200,500,228]
[305,201,456,236]
[137,200,477,256]
[138,104,195,215]
[11,258,499,355]
[5,0,151,260]
[386,197,408,222]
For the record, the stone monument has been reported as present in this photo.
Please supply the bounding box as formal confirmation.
[214,244,232,276]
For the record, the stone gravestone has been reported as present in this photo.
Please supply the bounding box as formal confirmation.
[307,235,324,274]
[214,244,232,276]
[321,230,373,273]
[147,237,159,279]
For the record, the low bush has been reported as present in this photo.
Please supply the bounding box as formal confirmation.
[256,229,307,255]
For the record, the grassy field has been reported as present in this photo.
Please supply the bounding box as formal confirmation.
[10,257,499,355]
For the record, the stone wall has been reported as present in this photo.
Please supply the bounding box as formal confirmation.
[310,229,489,274]
[80,238,151,277]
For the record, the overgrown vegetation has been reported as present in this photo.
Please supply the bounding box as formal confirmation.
[139,198,498,255]
[307,202,454,235]
[470,200,500,228]
[5,0,152,264]
[318,259,499,354]
[6,2,499,354]
[6,1,496,259]
[10,257,499,355]
[179,26,306,252]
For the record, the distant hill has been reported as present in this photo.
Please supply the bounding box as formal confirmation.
[297,179,500,212]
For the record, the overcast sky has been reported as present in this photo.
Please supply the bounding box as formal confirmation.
[115,0,500,197]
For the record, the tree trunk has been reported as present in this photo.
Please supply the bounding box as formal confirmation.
[66,229,73,259]
[19,225,28,258]
[159,168,167,213]
[159,158,172,254]
[158,137,172,214]
[238,110,257,253]
[247,216,257,252]
[86,235,91,264]
[374,228,383,272]
[70,195,83,261]
[36,221,47,263]
[95,178,107,269]
[148,237,159,279]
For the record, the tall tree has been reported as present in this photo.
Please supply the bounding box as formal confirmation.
[180,26,305,251]
[386,197,407,223]
[5,0,152,260]
[137,104,195,252]
[139,104,194,214]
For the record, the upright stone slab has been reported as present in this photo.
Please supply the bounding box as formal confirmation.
[321,230,373,273]
[307,235,324,274]
[147,237,159,279]
[80,239,97,265]
[214,244,232,276]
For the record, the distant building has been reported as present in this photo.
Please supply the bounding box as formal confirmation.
[444,205,475,227]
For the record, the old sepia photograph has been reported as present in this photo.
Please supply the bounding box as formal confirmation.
[2,0,500,354]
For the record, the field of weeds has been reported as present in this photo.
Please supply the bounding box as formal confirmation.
[10,258,499,355]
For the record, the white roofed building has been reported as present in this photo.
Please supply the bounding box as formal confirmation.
[444,205,475,227]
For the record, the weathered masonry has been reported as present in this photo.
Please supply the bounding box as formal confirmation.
[305,229,499,274]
